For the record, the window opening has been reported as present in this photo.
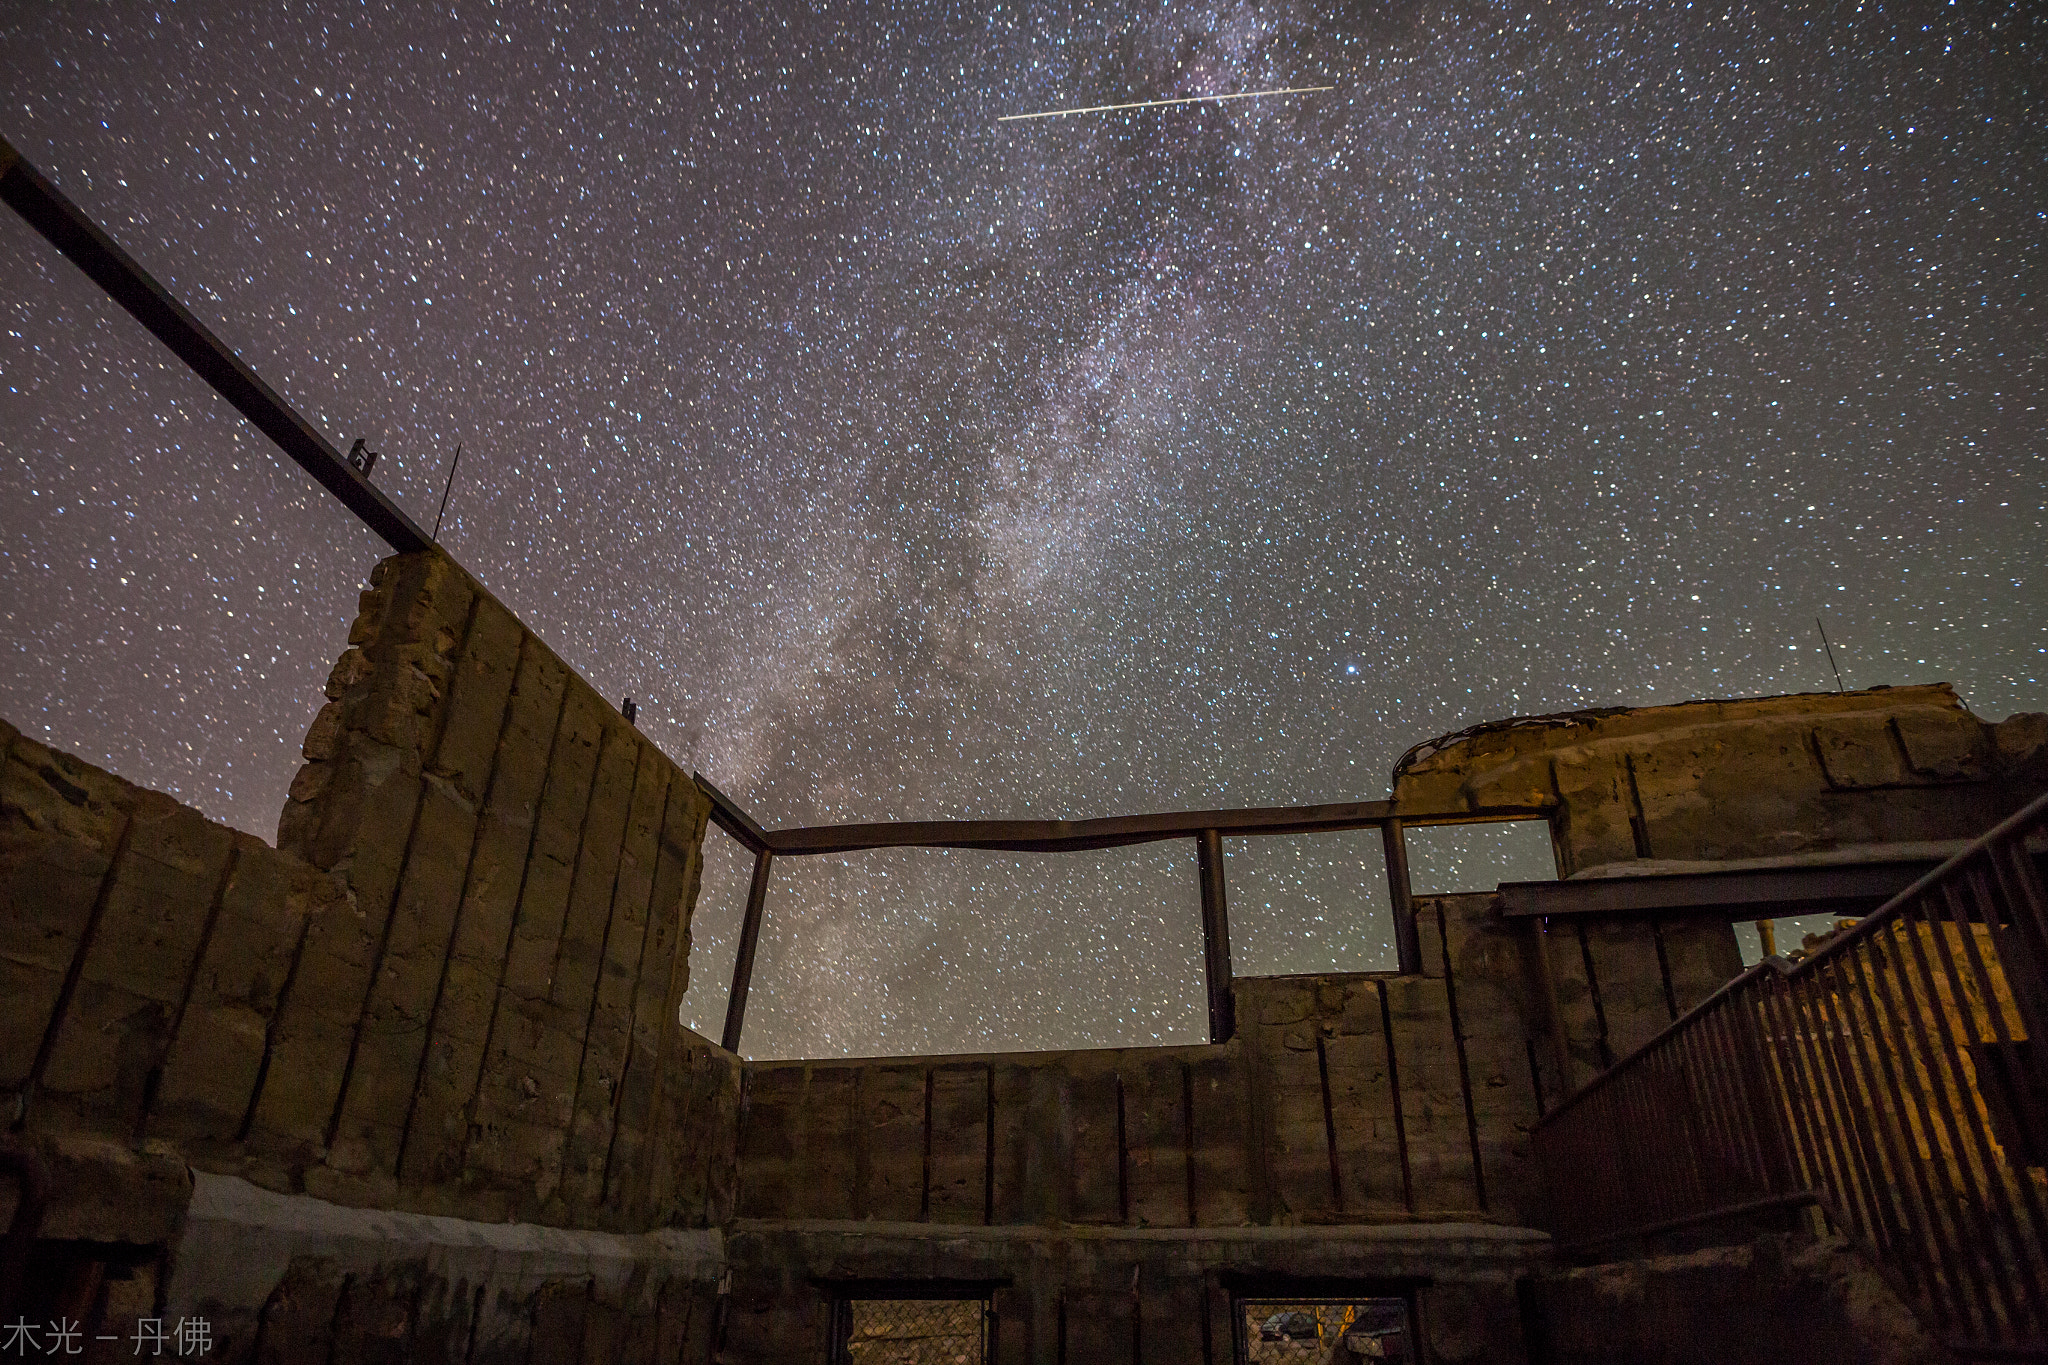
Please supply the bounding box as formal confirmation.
[1404,819,1556,895]
[831,1296,989,1364]
[1235,1296,1414,1363]
[1224,831,1397,976]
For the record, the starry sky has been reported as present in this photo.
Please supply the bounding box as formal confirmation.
[2,1,2042,1060]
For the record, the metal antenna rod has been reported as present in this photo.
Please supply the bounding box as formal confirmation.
[432,443,462,542]
[1816,616,1845,693]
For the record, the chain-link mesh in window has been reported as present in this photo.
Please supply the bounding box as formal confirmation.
[839,1298,986,1364]
[1237,1298,1413,1363]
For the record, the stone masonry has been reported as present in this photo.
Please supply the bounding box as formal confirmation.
[5,548,2036,1362]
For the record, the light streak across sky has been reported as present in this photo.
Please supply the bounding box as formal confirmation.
[998,84,1334,122]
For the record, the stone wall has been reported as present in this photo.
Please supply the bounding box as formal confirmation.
[719,1220,1547,1365]
[1392,685,2048,877]
[0,552,738,1238]
[733,899,1740,1241]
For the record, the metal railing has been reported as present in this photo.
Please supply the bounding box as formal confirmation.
[692,775,1548,1052]
[1531,789,2048,1355]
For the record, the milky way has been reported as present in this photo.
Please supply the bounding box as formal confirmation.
[2,2,2041,1059]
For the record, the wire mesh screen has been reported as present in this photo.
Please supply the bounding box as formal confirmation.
[836,1299,986,1364]
[1236,1298,1414,1363]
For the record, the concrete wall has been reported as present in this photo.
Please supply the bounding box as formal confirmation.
[1392,685,2048,876]
[731,899,1740,1245]
[720,1220,1547,1365]
[0,551,738,1239]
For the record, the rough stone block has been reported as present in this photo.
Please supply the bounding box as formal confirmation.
[1814,715,1908,790]
[40,792,235,1130]
[1067,1061,1123,1224]
[1583,916,1675,1060]
[1384,975,1481,1212]
[858,1063,926,1220]
[1437,894,1548,1222]
[563,746,671,1215]
[796,1066,858,1221]
[252,1258,350,1365]
[927,1063,990,1224]
[154,841,339,1145]
[1186,1050,1252,1227]
[249,866,383,1150]
[1325,1013,1403,1214]
[399,638,568,1190]
[1120,1052,1189,1228]
[333,771,479,1178]
[1892,707,1992,781]
[0,745,127,1089]
[1660,915,1744,1014]
[1255,1025,1337,1221]
[987,1060,1037,1225]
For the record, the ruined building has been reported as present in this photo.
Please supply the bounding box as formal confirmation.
[3,548,2044,1363]
[2,136,2044,1363]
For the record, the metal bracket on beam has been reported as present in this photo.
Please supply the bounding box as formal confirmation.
[0,137,433,554]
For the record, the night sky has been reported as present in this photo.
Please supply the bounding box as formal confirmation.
[2,2,2041,1059]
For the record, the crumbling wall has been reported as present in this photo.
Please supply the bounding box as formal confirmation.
[737,968,1535,1231]
[0,552,739,1241]
[1393,685,2048,877]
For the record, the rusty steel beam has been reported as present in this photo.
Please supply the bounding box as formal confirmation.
[1197,829,1235,1043]
[720,847,775,1053]
[733,800,1547,858]
[0,137,433,554]
[694,773,772,855]
[1382,818,1421,974]
[1495,858,1961,922]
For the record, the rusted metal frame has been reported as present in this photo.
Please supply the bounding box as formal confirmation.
[1638,1049,1693,1227]
[719,848,776,1054]
[1863,912,2005,1341]
[1898,891,2033,1340]
[1815,950,1935,1310]
[1642,1055,1688,1224]
[1611,1076,1655,1234]
[694,774,771,856]
[1931,870,2048,1334]
[1197,831,1235,1044]
[1984,836,2048,1059]
[1680,1003,1758,1206]
[1647,1041,1709,1223]
[1600,1065,1651,1230]
[1645,1036,1704,1221]
[1678,1004,1745,1200]
[1942,871,2048,1330]
[0,139,434,555]
[1381,820,1421,975]
[1816,954,1919,1261]
[1833,934,1978,1336]
[751,802,1551,857]
[1738,993,1804,1194]
[1757,977,1855,1233]
[1710,996,1786,1196]
[1783,962,1897,1263]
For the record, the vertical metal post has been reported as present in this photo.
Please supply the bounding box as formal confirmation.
[720,848,774,1054]
[1383,819,1421,974]
[1196,830,1234,1043]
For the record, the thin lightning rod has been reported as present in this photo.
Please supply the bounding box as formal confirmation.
[998,84,1334,123]
[1816,616,1846,693]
